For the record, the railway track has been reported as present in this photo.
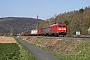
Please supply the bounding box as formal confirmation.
[36,36,90,40]
[60,37,90,40]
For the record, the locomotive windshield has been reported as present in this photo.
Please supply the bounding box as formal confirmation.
[59,25,66,27]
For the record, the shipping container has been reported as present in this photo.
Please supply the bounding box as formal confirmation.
[38,28,44,35]
[31,29,38,35]
[21,31,30,36]
[44,27,50,36]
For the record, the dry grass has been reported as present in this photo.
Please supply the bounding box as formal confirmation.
[0,36,16,43]
[20,36,90,60]
[21,36,90,56]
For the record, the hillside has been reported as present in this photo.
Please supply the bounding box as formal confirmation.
[0,17,44,35]
[39,6,90,35]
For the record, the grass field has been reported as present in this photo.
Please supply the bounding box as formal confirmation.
[0,43,20,60]
[0,36,35,60]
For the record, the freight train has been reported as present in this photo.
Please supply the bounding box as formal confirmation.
[21,23,67,37]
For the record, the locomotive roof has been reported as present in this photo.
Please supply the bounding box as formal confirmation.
[50,24,56,26]
[50,23,66,26]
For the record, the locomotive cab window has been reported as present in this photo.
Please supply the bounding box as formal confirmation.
[59,26,62,27]
[59,25,66,27]
[62,25,66,27]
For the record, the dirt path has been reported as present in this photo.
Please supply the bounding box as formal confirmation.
[16,38,60,60]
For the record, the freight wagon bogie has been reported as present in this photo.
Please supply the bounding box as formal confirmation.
[54,33,59,37]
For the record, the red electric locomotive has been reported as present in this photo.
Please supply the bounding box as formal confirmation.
[49,23,67,36]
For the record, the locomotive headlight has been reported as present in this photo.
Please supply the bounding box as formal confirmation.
[59,28,62,30]
[58,28,66,30]
[63,28,66,30]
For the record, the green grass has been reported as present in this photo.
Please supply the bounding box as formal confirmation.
[0,42,35,60]
[0,43,20,60]
[18,43,35,60]
[14,37,35,60]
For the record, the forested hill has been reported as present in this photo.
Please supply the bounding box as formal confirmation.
[0,17,44,35]
[39,6,90,35]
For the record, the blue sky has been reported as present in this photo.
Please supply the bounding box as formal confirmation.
[0,0,90,20]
